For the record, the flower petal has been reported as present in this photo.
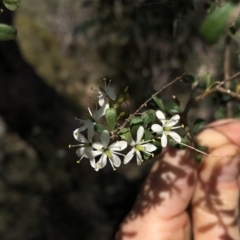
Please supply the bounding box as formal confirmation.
[89,158,96,168]
[76,147,85,157]
[73,130,88,142]
[168,131,181,143]
[166,114,180,127]
[109,141,127,151]
[156,110,166,126]
[84,147,95,158]
[151,124,163,134]
[95,103,109,120]
[92,142,103,150]
[96,154,107,170]
[106,88,116,100]
[110,154,121,168]
[136,126,144,143]
[87,123,94,141]
[161,132,168,147]
[142,143,157,152]
[100,130,110,148]
[124,148,135,164]
[128,138,136,147]
[74,121,90,133]
[91,150,103,157]
[88,107,93,117]
[98,95,105,107]
[136,150,142,165]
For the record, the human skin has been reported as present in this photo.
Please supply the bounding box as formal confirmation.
[116,119,240,240]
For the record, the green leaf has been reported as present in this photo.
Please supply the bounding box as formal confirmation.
[105,108,117,131]
[130,116,143,126]
[181,74,195,84]
[205,72,211,89]
[143,129,153,141]
[142,109,156,126]
[165,102,182,114]
[152,96,165,110]
[0,24,17,41]
[3,0,20,11]
[130,117,143,136]
[118,128,132,142]
[200,2,236,44]
[117,111,125,120]
[143,152,151,160]
[94,124,106,134]
[193,119,206,134]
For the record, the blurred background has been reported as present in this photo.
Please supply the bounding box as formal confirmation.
[0,0,239,239]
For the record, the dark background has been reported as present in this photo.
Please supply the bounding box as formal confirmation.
[0,1,238,239]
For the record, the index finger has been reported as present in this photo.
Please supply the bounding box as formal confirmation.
[192,119,240,240]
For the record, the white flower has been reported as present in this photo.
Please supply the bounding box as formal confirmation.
[91,130,127,171]
[151,110,182,147]
[124,126,157,166]
[98,80,116,107]
[69,130,96,168]
[75,104,109,137]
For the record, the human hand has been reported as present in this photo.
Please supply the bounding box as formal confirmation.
[116,119,240,240]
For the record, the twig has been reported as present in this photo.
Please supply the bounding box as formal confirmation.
[216,86,240,100]
[224,35,232,117]
[118,73,185,130]
[177,141,216,157]
[194,71,240,102]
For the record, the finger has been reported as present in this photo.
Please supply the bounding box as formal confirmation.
[197,119,240,150]
[116,147,196,240]
[192,140,240,238]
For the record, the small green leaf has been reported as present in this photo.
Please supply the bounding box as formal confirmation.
[0,24,17,41]
[200,2,236,44]
[117,111,125,120]
[94,124,106,134]
[142,109,156,126]
[143,129,153,141]
[165,102,182,114]
[205,72,211,89]
[3,0,20,11]
[118,128,132,142]
[152,140,161,147]
[123,86,129,93]
[193,119,206,134]
[130,117,143,136]
[181,74,195,84]
[105,108,117,131]
[99,86,105,94]
[152,96,165,111]
[143,152,151,160]
[130,116,143,126]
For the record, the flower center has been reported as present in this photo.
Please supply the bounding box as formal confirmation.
[164,126,172,131]
[105,149,112,159]
[135,145,145,152]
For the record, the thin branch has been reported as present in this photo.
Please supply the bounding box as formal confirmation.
[194,71,240,102]
[216,86,240,100]
[118,73,185,130]
[177,141,216,157]
[224,35,232,117]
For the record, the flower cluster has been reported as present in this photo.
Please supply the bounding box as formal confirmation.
[69,80,183,171]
